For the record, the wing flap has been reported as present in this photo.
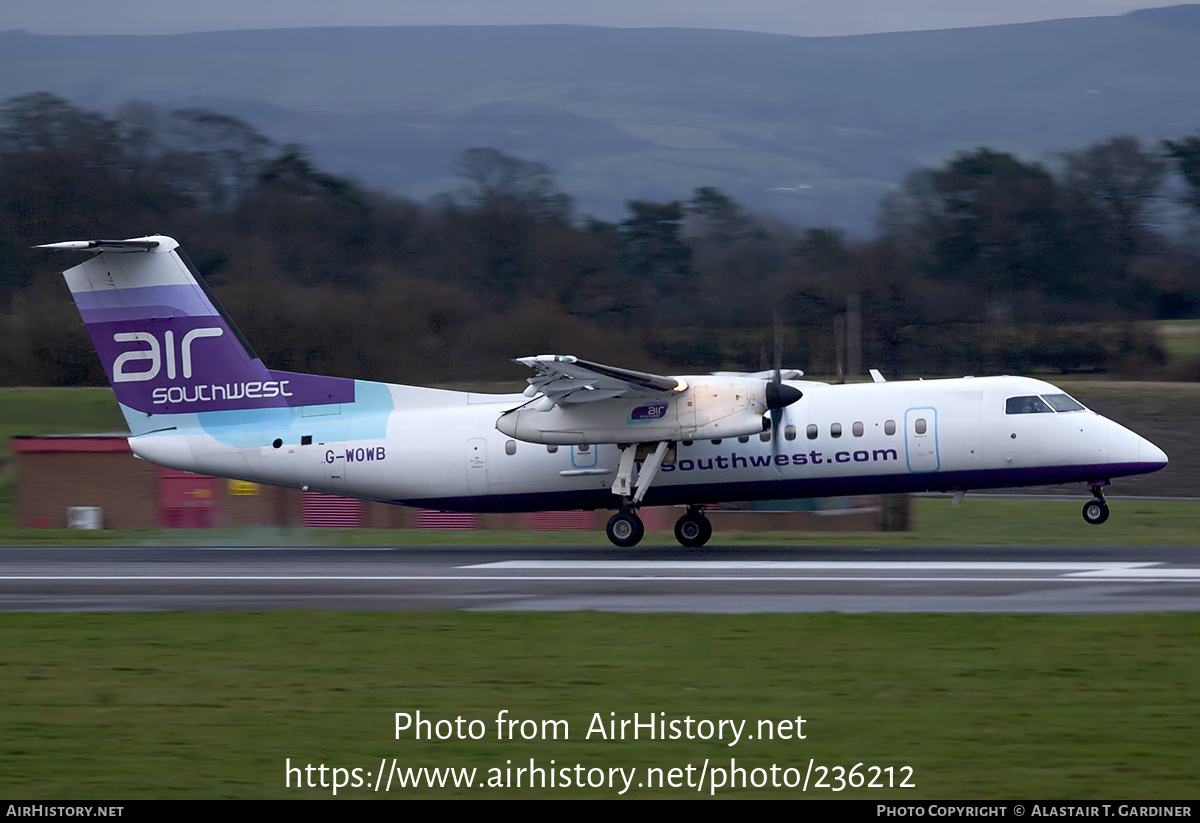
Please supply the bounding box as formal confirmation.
[515,355,682,406]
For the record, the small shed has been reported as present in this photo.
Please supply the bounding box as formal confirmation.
[11,435,289,529]
[10,434,416,530]
[12,435,156,529]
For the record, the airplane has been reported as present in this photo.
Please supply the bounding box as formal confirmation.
[37,235,1169,547]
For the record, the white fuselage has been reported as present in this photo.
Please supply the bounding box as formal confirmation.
[127,374,1167,513]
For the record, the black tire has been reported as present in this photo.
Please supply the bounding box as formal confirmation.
[674,511,713,548]
[606,511,645,547]
[1082,500,1109,525]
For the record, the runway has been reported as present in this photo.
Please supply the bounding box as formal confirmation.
[2,544,1200,612]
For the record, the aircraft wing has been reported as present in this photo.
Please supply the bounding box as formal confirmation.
[515,355,683,406]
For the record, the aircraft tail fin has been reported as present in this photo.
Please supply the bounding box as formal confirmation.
[40,235,353,434]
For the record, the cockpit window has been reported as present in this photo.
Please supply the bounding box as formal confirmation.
[1005,395,1054,415]
[1042,393,1086,412]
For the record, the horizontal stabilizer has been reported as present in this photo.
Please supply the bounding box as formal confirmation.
[36,239,161,253]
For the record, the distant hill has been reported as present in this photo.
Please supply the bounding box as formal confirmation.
[3,6,1200,230]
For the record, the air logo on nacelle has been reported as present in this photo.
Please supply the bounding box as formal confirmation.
[630,402,669,423]
[112,327,224,383]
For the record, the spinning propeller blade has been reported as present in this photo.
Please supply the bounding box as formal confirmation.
[764,310,802,468]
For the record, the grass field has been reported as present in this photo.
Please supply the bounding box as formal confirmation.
[1154,320,1200,363]
[1,612,1197,798]
[0,387,126,459]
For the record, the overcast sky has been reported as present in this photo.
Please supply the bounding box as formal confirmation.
[0,1,1175,37]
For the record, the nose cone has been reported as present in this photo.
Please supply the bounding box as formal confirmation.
[1105,419,1168,476]
[1140,436,1168,471]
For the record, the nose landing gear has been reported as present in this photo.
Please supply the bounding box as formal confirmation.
[1082,485,1110,525]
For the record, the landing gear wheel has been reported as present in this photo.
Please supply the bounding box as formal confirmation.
[1082,500,1110,525]
[674,510,713,548]
[606,510,645,547]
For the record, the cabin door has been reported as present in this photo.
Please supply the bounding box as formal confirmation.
[466,438,491,494]
[904,407,940,472]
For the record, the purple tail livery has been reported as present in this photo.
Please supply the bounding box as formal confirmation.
[40,236,353,422]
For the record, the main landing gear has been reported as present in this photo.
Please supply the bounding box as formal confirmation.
[605,441,715,548]
[606,508,645,548]
[674,507,713,548]
[604,506,714,548]
[1082,485,1110,525]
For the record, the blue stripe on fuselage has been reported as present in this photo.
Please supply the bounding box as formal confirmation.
[144,379,394,447]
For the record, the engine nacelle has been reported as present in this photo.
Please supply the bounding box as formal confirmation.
[495,377,771,445]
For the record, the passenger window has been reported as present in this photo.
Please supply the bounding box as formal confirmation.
[759,431,771,442]
[884,420,896,435]
[831,423,842,438]
[852,422,864,437]
[915,418,927,434]
[738,435,750,443]
[546,444,558,453]
[711,439,722,445]
[806,424,818,440]
[578,443,590,452]
[784,425,796,441]
[1006,396,1054,414]
[505,440,517,455]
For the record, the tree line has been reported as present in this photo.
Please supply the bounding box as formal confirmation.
[1,92,1199,388]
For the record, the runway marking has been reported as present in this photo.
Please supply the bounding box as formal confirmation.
[465,561,1159,571]
[1,558,1194,584]
[0,546,402,552]
[0,579,1191,587]
[4,569,1200,584]
[1066,567,1200,579]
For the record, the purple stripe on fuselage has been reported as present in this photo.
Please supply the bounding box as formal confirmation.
[73,284,218,323]
[399,462,1168,513]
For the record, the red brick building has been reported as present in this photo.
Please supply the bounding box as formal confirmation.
[10,435,397,529]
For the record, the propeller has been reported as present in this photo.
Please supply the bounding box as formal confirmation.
[764,310,802,466]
